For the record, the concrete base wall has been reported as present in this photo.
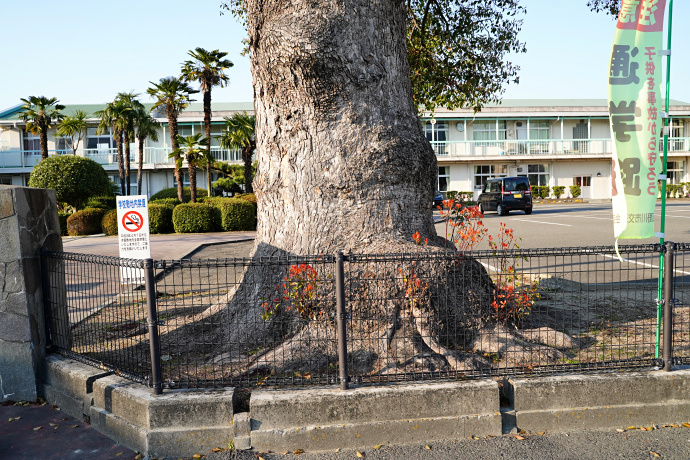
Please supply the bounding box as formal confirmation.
[507,369,690,433]
[250,381,502,452]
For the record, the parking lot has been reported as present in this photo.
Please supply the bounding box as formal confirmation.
[434,201,690,249]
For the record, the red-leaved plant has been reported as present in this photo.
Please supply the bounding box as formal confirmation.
[262,263,324,321]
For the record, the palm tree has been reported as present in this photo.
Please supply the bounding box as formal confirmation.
[181,48,234,197]
[115,92,145,196]
[55,109,89,155]
[219,112,255,194]
[18,96,65,160]
[147,77,198,202]
[169,133,209,203]
[134,108,159,196]
[95,100,128,194]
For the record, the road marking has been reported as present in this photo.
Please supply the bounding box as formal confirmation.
[596,252,690,276]
[513,219,572,226]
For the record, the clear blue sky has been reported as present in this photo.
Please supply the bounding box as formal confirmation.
[1,1,689,112]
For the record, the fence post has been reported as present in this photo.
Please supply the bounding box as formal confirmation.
[144,258,163,394]
[335,251,349,390]
[663,242,674,372]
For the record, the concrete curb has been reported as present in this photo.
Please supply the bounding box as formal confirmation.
[505,369,690,433]
[249,381,502,452]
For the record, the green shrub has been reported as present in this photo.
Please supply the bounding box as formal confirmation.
[66,208,106,236]
[149,197,181,207]
[86,195,116,210]
[532,186,550,199]
[552,186,565,199]
[569,185,581,199]
[58,212,72,236]
[217,198,257,231]
[28,156,113,209]
[149,203,175,234]
[235,192,257,205]
[172,203,215,233]
[101,209,118,235]
[150,186,207,202]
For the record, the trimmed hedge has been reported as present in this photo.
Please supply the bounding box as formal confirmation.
[149,203,175,234]
[67,208,106,236]
[172,203,215,233]
[235,193,257,205]
[101,209,118,235]
[86,195,116,210]
[552,186,566,199]
[150,197,181,207]
[217,198,257,231]
[150,186,207,202]
[58,212,72,236]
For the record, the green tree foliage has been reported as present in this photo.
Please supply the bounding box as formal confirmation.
[219,112,255,193]
[95,99,128,194]
[134,109,159,194]
[17,96,65,159]
[147,77,198,202]
[66,208,107,236]
[169,133,210,203]
[587,0,620,18]
[55,109,89,155]
[182,47,234,197]
[29,155,113,209]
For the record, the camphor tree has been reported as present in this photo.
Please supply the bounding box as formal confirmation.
[147,77,198,203]
[201,1,612,377]
[17,96,65,160]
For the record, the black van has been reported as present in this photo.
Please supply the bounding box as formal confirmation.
[478,176,533,216]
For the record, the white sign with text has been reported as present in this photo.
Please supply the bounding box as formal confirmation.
[116,195,151,284]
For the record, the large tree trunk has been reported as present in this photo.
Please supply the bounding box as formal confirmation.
[249,0,437,255]
[242,145,253,194]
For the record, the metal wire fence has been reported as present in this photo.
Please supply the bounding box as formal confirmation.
[41,242,688,391]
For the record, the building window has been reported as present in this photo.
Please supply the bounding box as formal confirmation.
[425,121,448,155]
[438,167,449,193]
[574,176,592,187]
[527,164,549,186]
[670,119,685,151]
[86,128,115,150]
[23,130,40,152]
[529,120,550,153]
[0,177,12,185]
[55,137,70,154]
[111,175,138,195]
[668,161,684,184]
[472,120,507,141]
[474,164,507,188]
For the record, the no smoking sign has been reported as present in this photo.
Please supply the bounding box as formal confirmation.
[122,211,144,232]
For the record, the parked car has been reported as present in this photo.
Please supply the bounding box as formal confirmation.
[478,177,532,216]
[433,190,444,207]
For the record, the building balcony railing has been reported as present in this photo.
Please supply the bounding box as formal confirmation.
[431,137,690,158]
[0,147,244,169]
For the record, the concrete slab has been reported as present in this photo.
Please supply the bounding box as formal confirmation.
[250,381,501,452]
[508,369,690,433]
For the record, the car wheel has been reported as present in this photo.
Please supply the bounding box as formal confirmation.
[524,207,532,215]
[478,203,484,214]
[497,204,507,216]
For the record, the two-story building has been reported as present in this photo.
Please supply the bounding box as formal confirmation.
[1,99,689,200]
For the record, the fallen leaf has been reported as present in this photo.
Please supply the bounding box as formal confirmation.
[211,448,223,452]
[664,424,679,428]
[513,435,526,440]
[335,448,341,453]
[62,418,67,421]
[33,426,42,431]
[8,417,20,422]
[640,427,649,431]
[282,451,289,455]
[683,423,690,428]
[650,452,661,457]
[258,457,266,460]
[71,425,79,428]
[134,454,143,460]
[193,455,202,459]
[536,432,545,436]
[471,436,479,440]
[356,451,365,458]
[373,444,384,450]
[293,449,305,455]
[115,453,124,457]
[425,445,432,450]
[49,423,58,427]
[626,426,637,430]
[616,429,625,433]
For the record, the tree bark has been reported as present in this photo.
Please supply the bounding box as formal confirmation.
[247,0,437,255]
[39,120,49,160]
[166,109,184,202]
[204,88,213,197]
[114,125,125,196]
[243,145,253,194]
[124,130,131,196]
[137,135,145,196]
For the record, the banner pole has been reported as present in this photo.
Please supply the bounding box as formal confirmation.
[656,0,673,360]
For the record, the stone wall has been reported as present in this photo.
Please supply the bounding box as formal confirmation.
[0,185,62,401]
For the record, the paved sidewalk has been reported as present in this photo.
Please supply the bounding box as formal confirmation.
[61,231,256,259]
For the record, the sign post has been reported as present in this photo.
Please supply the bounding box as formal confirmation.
[116,195,151,284]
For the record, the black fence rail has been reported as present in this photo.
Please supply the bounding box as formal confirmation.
[40,242,688,392]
